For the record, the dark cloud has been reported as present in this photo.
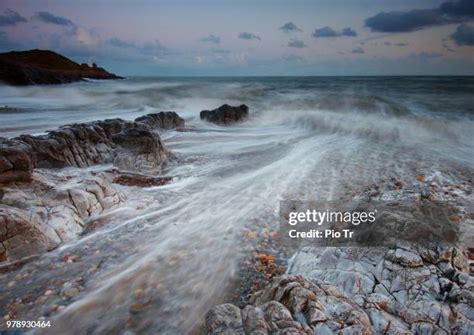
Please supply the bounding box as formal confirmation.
[384,41,392,46]
[312,26,357,38]
[341,27,357,37]
[0,9,27,27]
[440,0,474,17]
[352,47,365,54]
[288,38,307,48]
[238,32,261,41]
[200,34,220,44]
[365,0,474,33]
[451,24,474,46]
[279,22,302,33]
[33,11,74,26]
[396,42,409,47]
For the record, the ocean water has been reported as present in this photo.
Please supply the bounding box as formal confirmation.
[0,77,473,333]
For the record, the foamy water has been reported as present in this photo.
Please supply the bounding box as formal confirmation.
[0,77,473,334]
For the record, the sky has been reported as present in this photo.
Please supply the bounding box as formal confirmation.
[0,0,474,76]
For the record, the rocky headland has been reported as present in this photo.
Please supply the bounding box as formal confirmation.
[0,49,122,86]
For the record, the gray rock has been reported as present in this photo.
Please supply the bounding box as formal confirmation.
[0,112,183,182]
[0,173,126,262]
[135,111,185,129]
[200,104,249,125]
[206,303,245,335]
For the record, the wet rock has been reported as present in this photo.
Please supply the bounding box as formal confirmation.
[288,246,474,334]
[0,173,125,262]
[135,112,185,129]
[200,104,249,125]
[0,138,33,183]
[0,112,182,182]
[112,174,172,187]
[0,205,61,261]
[206,303,245,335]
[207,275,371,334]
[386,248,423,267]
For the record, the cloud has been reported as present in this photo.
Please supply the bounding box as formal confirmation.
[282,54,306,63]
[450,23,474,45]
[279,22,302,33]
[352,47,365,54]
[200,34,220,44]
[312,26,357,38]
[33,11,74,26]
[440,0,474,16]
[288,38,307,48]
[108,38,167,57]
[341,27,357,37]
[365,0,474,33]
[0,9,27,27]
[238,32,261,41]
[109,38,136,49]
[396,42,408,47]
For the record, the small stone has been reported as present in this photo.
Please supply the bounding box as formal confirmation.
[448,214,461,223]
[134,288,144,299]
[64,288,79,298]
[416,175,425,182]
[394,181,403,190]
[15,274,23,281]
[4,314,10,320]
[44,290,53,296]
[7,281,15,287]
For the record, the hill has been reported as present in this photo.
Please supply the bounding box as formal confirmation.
[0,49,122,85]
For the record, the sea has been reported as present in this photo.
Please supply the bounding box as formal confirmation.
[0,76,473,333]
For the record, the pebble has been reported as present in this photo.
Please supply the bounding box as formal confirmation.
[134,288,144,300]
[7,281,15,287]
[44,290,53,296]
[64,288,79,298]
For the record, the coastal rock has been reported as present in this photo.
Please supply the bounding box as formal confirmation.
[208,245,473,334]
[206,303,245,335]
[206,275,370,335]
[135,112,185,129]
[0,138,33,183]
[200,104,249,125]
[0,49,121,86]
[0,111,184,262]
[0,114,182,182]
[287,246,474,334]
[0,173,126,262]
[0,205,61,262]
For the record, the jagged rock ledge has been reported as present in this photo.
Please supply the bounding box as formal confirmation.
[0,111,184,183]
[0,111,184,263]
[207,246,474,334]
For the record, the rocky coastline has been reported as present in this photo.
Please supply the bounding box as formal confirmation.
[0,111,184,263]
[0,102,473,334]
